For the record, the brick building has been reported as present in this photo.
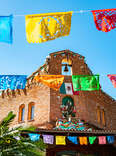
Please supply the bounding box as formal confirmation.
[0,50,116,155]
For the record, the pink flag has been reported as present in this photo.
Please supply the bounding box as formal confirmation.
[107,74,116,88]
[98,136,106,144]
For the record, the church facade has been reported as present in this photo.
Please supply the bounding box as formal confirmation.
[0,50,116,155]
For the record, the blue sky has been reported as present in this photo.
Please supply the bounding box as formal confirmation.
[0,0,116,99]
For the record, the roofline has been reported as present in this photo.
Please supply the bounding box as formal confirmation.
[22,129,116,136]
[50,49,84,58]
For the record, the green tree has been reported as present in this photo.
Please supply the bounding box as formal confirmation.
[0,111,46,156]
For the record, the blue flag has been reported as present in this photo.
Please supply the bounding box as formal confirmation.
[0,15,13,43]
[0,75,27,90]
[107,136,115,144]
[28,133,40,141]
[67,136,78,144]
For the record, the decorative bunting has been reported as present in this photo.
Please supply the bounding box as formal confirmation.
[28,133,40,141]
[56,136,66,145]
[60,82,79,95]
[72,75,99,91]
[107,136,115,144]
[0,15,13,43]
[25,11,72,43]
[42,135,54,144]
[0,75,27,90]
[91,9,116,32]
[107,74,116,88]
[34,75,64,90]
[89,136,96,144]
[79,137,88,145]
[98,136,106,144]
[67,136,78,144]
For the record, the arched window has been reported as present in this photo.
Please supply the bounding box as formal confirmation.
[62,58,72,75]
[19,104,25,122]
[101,109,106,126]
[96,106,101,124]
[28,102,35,120]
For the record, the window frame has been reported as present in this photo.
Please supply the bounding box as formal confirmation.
[28,102,35,121]
[18,104,25,122]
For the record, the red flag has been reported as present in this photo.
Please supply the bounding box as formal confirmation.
[91,9,116,32]
[107,74,116,88]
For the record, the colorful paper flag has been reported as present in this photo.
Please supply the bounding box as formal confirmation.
[34,75,64,90]
[0,75,27,90]
[60,82,79,95]
[67,136,78,144]
[28,133,40,141]
[79,137,88,145]
[98,136,106,144]
[107,74,116,88]
[56,136,66,145]
[42,135,54,144]
[25,11,72,43]
[72,75,99,91]
[91,9,116,32]
[89,136,96,144]
[0,15,13,43]
[107,136,115,144]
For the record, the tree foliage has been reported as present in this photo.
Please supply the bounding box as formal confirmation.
[0,111,46,156]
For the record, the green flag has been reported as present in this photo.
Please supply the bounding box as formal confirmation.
[89,136,96,144]
[72,75,99,91]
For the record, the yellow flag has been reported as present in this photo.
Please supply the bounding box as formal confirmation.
[25,11,73,43]
[79,137,88,145]
[34,75,64,90]
[56,136,66,145]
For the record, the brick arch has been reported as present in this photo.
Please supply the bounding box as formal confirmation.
[61,58,72,75]
[28,102,35,120]
[18,104,25,122]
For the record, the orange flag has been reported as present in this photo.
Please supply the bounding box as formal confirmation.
[79,137,88,145]
[34,75,64,90]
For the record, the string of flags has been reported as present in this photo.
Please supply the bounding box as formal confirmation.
[28,133,115,145]
[0,8,116,44]
[0,74,115,91]
[0,75,27,90]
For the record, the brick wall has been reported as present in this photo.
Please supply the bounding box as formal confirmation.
[0,83,50,129]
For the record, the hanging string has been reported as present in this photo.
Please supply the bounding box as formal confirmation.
[13,9,92,17]
[73,9,91,14]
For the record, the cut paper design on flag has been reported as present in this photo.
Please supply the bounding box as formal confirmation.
[91,9,116,32]
[98,136,106,144]
[42,135,54,144]
[89,136,96,144]
[34,75,64,90]
[0,15,13,43]
[67,136,78,144]
[107,136,115,144]
[25,11,72,43]
[72,75,99,91]
[79,137,88,145]
[0,75,27,90]
[107,74,116,88]
[60,82,79,95]
[28,133,40,141]
[56,136,66,145]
